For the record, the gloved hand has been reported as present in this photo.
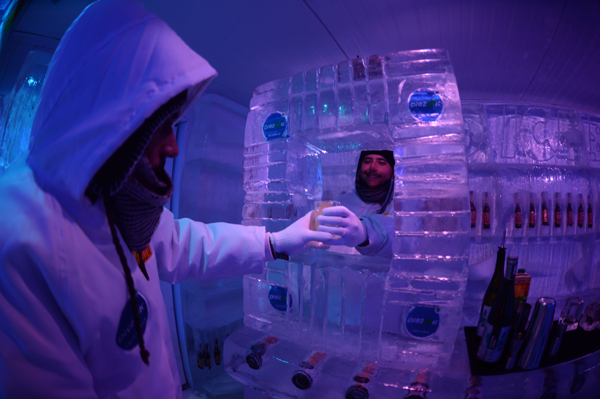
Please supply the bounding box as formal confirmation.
[270,211,333,256]
[316,206,368,247]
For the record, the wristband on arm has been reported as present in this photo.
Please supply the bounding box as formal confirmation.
[269,235,289,261]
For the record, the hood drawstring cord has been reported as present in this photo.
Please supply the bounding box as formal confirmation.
[136,256,150,281]
[105,200,150,366]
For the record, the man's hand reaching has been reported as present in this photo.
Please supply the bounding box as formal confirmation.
[316,206,368,247]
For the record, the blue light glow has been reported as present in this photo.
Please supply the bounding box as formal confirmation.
[26,76,38,87]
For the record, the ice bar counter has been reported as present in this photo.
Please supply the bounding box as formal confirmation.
[222,49,600,398]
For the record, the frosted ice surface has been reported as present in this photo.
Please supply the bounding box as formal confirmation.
[0,51,51,173]
[238,48,468,374]
[232,48,600,398]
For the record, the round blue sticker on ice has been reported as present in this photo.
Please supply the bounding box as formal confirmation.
[263,112,289,141]
[408,89,443,121]
[116,292,149,350]
[268,285,291,312]
[404,305,440,338]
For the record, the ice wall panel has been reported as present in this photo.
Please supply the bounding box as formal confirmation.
[238,49,468,374]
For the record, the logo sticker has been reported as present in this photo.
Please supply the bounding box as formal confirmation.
[408,89,443,121]
[404,305,440,338]
[268,285,292,312]
[263,112,289,141]
[116,292,149,350]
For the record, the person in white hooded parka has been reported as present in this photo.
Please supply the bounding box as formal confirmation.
[0,0,335,397]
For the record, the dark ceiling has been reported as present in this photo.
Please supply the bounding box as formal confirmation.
[4,0,600,114]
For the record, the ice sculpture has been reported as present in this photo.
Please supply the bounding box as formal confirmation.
[0,50,51,173]
[225,49,600,399]
[237,48,468,372]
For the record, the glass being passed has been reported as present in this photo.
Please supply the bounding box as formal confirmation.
[310,200,394,258]
[313,202,366,247]
[310,201,341,232]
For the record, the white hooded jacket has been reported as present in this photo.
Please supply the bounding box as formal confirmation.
[0,1,266,398]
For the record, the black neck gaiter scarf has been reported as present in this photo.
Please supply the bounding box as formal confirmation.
[356,177,392,205]
[107,155,173,252]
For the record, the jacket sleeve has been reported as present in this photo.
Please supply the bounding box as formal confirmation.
[356,214,393,258]
[0,242,98,399]
[152,208,266,284]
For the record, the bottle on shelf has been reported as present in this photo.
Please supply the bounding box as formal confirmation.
[578,194,584,228]
[213,338,221,366]
[483,192,491,230]
[245,336,280,370]
[477,255,518,363]
[529,193,536,228]
[542,193,549,226]
[291,350,327,390]
[515,193,522,229]
[588,195,593,228]
[204,343,212,370]
[554,193,561,228]
[470,191,476,228]
[567,193,573,227]
[476,231,506,337]
[344,362,377,399]
[197,341,205,370]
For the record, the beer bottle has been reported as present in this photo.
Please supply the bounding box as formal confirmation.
[514,194,522,229]
[197,342,205,369]
[204,344,212,370]
[246,336,280,370]
[470,191,476,228]
[403,371,431,399]
[588,195,593,228]
[542,193,549,226]
[213,339,221,366]
[529,194,536,228]
[345,362,377,399]
[292,351,327,390]
[483,192,491,229]
[578,194,584,228]
[554,193,561,228]
[567,193,573,227]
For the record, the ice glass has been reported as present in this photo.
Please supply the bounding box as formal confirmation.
[579,302,600,331]
[310,201,341,231]
[560,296,584,332]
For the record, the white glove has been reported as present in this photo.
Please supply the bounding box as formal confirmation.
[270,211,333,256]
[316,206,367,247]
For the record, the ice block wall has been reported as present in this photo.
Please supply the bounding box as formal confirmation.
[240,48,468,370]
[227,49,600,399]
